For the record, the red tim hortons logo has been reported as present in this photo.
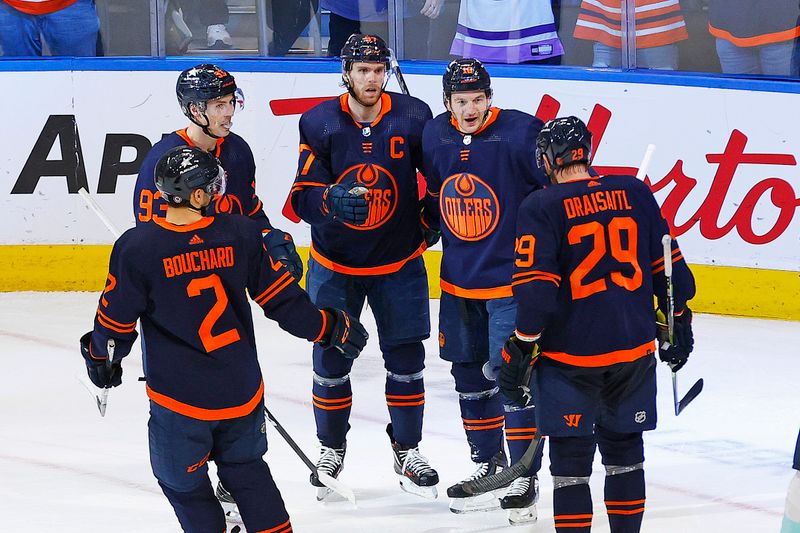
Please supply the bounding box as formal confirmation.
[440,173,500,241]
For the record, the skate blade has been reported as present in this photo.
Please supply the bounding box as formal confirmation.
[507,505,538,526]
[399,476,438,500]
[449,492,500,514]
[316,486,348,503]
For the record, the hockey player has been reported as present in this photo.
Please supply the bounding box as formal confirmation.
[500,116,696,532]
[783,429,800,532]
[80,146,368,533]
[420,58,547,523]
[286,33,439,499]
[133,63,302,280]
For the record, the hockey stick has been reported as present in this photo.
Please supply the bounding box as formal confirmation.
[78,187,123,417]
[661,235,704,415]
[636,144,656,181]
[388,48,410,96]
[462,364,541,495]
[264,407,357,505]
[462,431,543,495]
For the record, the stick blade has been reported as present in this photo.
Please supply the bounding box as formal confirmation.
[317,472,357,506]
[676,378,704,415]
[462,434,541,495]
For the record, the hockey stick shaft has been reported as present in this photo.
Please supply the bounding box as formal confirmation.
[78,187,124,417]
[264,407,356,504]
[662,235,680,416]
[636,144,656,181]
[388,49,410,96]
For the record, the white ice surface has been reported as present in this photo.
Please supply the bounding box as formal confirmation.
[1,292,797,532]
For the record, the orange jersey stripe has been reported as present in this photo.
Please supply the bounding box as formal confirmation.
[313,401,353,410]
[247,198,263,217]
[440,280,513,299]
[254,272,293,305]
[544,341,655,367]
[606,499,646,506]
[385,393,425,400]
[147,381,264,421]
[312,394,352,404]
[387,400,425,407]
[505,427,537,433]
[96,308,136,330]
[607,508,645,515]
[340,93,393,128]
[313,309,328,343]
[310,242,426,276]
[709,24,800,47]
[464,421,505,431]
[153,216,215,233]
[506,435,536,440]
[554,514,594,520]
[555,522,593,528]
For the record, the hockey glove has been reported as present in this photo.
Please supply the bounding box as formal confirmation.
[656,307,694,372]
[323,183,369,225]
[263,228,303,280]
[80,331,123,388]
[422,226,441,248]
[499,335,540,407]
[318,308,368,359]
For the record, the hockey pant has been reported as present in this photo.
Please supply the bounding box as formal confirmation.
[550,428,645,532]
[451,362,542,474]
[149,401,291,533]
[313,340,426,447]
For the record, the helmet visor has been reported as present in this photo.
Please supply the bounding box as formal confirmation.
[204,166,227,198]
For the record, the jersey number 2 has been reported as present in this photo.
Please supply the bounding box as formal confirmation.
[567,217,642,300]
[187,273,241,352]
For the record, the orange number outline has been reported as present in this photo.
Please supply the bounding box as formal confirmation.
[515,234,536,268]
[567,217,643,300]
[186,273,241,353]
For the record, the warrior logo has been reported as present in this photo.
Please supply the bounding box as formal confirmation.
[440,173,499,241]
[337,163,397,230]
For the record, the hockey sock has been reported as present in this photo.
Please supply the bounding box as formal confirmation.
[312,373,352,447]
[550,435,595,531]
[504,405,542,476]
[217,460,291,533]
[383,341,426,445]
[452,362,504,462]
[597,428,646,533]
[158,478,226,533]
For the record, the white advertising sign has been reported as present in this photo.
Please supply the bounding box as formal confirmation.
[1,70,798,272]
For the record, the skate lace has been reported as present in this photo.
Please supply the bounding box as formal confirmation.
[505,476,531,497]
[317,446,344,475]
[463,461,492,482]
[402,448,435,475]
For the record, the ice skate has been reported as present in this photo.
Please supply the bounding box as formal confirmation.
[500,475,539,526]
[387,424,439,499]
[215,481,244,531]
[446,449,508,513]
[310,443,346,501]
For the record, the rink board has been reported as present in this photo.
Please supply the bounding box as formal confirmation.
[0,63,799,319]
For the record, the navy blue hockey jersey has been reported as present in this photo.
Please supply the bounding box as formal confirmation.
[513,174,695,367]
[288,92,432,274]
[91,215,325,419]
[133,130,271,231]
[422,108,547,298]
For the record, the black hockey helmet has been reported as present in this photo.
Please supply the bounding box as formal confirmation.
[443,58,492,98]
[176,64,239,130]
[536,116,592,173]
[155,145,226,206]
[340,33,391,72]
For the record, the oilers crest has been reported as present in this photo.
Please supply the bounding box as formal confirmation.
[337,163,397,230]
[440,173,499,241]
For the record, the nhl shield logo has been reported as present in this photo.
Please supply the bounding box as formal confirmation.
[634,411,647,424]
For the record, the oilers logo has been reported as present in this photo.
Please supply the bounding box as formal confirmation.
[337,163,397,230]
[213,194,243,214]
[440,173,499,241]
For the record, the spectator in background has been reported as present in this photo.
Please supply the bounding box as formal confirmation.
[574,0,688,70]
[169,0,234,52]
[450,0,563,64]
[267,0,319,56]
[322,0,443,59]
[0,0,99,56]
[708,0,800,77]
